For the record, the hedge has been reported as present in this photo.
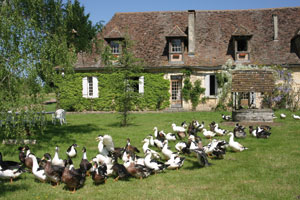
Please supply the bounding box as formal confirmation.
[56,73,170,111]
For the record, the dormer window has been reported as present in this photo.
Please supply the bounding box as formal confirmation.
[166,25,187,64]
[110,40,120,55]
[233,36,252,62]
[232,26,252,62]
[169,38,183,63]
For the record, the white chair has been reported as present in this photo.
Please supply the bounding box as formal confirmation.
[52,109,66,125]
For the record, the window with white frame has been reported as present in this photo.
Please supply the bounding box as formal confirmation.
[171,39,182,53]
[205,74,218,97]
[82,77,98,98]
[125,76,144,94]
[110,40,120,54]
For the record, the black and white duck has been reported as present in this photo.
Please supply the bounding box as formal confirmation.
[0,152,24,183]
[190,148,211,167]
[79,147,92,175]
[165,153,185,170]
[66,144,78,158]
[42,153,65,186]
[144,149,168,173]
[91,162,107,185]
[233,123,247,138]
[222,114,231,121]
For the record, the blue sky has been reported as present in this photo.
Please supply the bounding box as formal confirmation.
[77,0,300,24]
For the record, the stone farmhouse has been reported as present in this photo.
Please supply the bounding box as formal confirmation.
[65,7,300,111]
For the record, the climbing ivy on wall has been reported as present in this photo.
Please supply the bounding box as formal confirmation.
[56,73,170,111]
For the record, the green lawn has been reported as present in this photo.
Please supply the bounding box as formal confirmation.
[0,111,300,200]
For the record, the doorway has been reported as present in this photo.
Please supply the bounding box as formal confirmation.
[171,75,182,108]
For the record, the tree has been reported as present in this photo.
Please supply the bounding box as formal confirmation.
[0,0,76,138]
[103,36,143,126]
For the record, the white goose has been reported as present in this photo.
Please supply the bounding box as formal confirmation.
[203,129,216,139]
[29,154,47,182]
[52,146,65,167]
[228,132,248,152]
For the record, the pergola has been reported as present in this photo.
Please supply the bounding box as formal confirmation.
[231,70,275,110]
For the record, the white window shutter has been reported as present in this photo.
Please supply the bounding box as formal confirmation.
[205,75,210,96]
[82,77,88,98]
[93,77,99,98]
[215,75,218,96]
[139,76,144,94]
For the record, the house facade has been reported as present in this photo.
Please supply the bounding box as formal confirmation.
[69,7,300,111]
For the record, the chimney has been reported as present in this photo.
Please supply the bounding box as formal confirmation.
[273,14,278,40]
[188,10,196,56]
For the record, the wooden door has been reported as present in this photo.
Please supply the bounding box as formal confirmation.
[171,76,182,108]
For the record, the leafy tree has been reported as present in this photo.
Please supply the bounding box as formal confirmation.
[0,0,76,138]
[103,36,143,126]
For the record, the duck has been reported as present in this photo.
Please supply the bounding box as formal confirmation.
[148,135,155,146]
[233,123,247,138]
[222,114,231,121]
[190,148,211,167]
[92,155,114,176]
[164,132,177,141]
[165,153,185,170]
[123,156,153,179]
[125,138,140,155]
[153,127,159,138]
[96,135,115,156]
[144,149,168,173]
[24,145,33,171]
[188,135,200,151]
[91,162,107,185]
[42,153,65,186]
[292,114,300,120]
[249,126,260,137]
[280,113,286,119]
[52,146,65,167]
[227,132,248,152]
[214,124,227,136]
[0,152,24,183]
[29,154,47,182]
[79,147,92,175]
[172,123,187,134]
[66,144,78,158]
[175,141,190,154]
[111,157,130,181]
[142,138,160,159]
[161,140,174,160]
[18,146,26,164]
[202,129,216,139]
[203,139,227,159]
[62,157,85,193]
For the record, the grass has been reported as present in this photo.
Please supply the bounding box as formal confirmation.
[0,110,300,200]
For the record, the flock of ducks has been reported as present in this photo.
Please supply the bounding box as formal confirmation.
[0,113,279,193]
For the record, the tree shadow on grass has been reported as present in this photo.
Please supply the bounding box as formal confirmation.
[0,179,30,197]
[34,123,102,146]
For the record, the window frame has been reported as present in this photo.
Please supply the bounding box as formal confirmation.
[205,74,218,97]
[110,40,121,55]
[168,38,184,63]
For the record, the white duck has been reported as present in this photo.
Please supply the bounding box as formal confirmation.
[165,132,177,141]
[188,135,199,151]
[292,114,300,120]
[175,141,187,152]
[280,113,286,119]
[165,154,185,170]
[171,123,186,132]
[142,138,160,159]
[161,140,174,160]
[52,146,65,167]
[97,135,114,156]
[147,135,155,146]
[203,129,216,139]
[144,150,166,173]
[228,132,248,152]
[29,154,47,182]
[153,127,159,138]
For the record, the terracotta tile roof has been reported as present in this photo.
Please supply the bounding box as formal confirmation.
[166,25,187,37]
[231,70,275,92]
[75,7,300,69]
